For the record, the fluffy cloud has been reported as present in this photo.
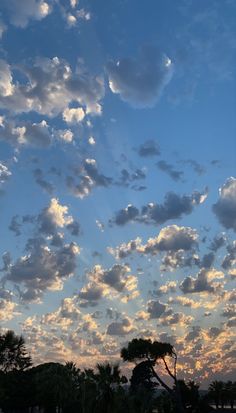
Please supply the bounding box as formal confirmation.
[111,189,208,226]
[57,129,74,143]
[221,241,236,270]
[160,312,193,327]
[109,226,198,271]
[0,299,18,321]
[213,177,236,232]
[1,0,51,28]
[62,107,85,124]
[106,318,134,336]
[0,60,14,97]
[78,264,138,306]
[140,225,198,254]
[107,47,173,107]
[0,162,11,185]
[180,268,224,294]
[147,300,167,318]
[0,117,52,147]
[38,198,73,235]
[67,159,112,199]
[5,240,80,302]
[0,57,104,117]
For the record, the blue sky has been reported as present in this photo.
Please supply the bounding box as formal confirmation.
[0,0,235,385]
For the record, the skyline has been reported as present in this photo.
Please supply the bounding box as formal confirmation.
[0,0,235,386]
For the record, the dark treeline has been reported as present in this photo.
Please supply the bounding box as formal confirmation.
[0,330,235,413]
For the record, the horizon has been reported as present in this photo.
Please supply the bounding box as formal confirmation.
[0,0,235,388]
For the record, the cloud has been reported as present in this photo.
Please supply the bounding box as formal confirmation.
[107,47,173,107]
[106,318,134,336]
[147,300,167,318]
[56,129,74,143]
[210,233,226,251]
[153,281,177,297]
[112,204,139,226]
[0,162,11,185]
[1,0,51,28]
[221,241,236,270]
[0,57,104,117]
[137,140,160,157]
[178,159,205,175]
[116,168,146,187]
[38,198,73,235]
[213,177,236,232]
[221,304,236,319]
[180,268,224,294]
[62,107,85,124]
[160,312,193,327]
[157,160,184,181]
[9,215,21,236]
[109,226,198,271]
[140,189,208,225]
[66,159,112,199]
[0,299,18,321]
[78,264,138,306]
[140,225,198,254]
[111,188,208,226]
[0,117,52,147]
[5,240,80,302]
[33,169,54,194]
[201,252,215,269]
[0,60,14,97]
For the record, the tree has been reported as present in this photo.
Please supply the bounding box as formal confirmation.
[208,380,224,409]
[95,362,123,413]
[121,338,185,413]
[0,330,32,372]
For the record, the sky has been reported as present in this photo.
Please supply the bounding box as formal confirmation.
[0,0,235,386]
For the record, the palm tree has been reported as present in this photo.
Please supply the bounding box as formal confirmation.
[95,362,122,413]
[0,330,32,372]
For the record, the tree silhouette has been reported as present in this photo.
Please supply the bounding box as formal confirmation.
[0,330,32,372]
[121,338,185,413]
[208,380,224,409]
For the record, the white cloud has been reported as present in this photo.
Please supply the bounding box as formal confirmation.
[0,60,14,97]
[57,129,74,143]
[63,107,85,123]
[1,0,51,28]
[0,57,104,117]
[0,162,11,184]
[0,117,52,147]
[38,198,73,235]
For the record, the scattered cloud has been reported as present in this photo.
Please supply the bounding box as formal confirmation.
[213,177,236,232]
[111,188,208,226]
[157,160,184,181]
[137,140,160,157]
[107,47,173,107]
[0,57,104,117]
[180,268,224,294]
[1,0,52,28]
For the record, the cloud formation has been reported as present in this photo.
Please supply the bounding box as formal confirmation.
[5,240,80,302]
[0,57,104,117]
[107,47,173,107]
[66,159,112,199]
[213,177,236,232]
[1,0,51,28]
[180,268,224,294]
[111,189,208,226]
